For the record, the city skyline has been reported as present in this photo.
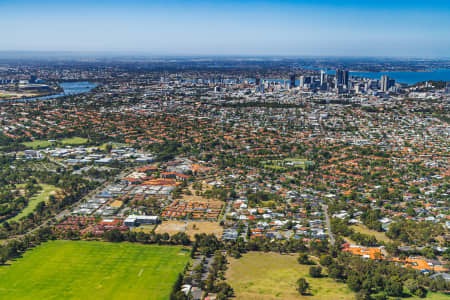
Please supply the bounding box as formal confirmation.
[0,3,449,297]
[1,0,450,57]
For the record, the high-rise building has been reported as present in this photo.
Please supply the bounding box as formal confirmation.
[445,82,450,94]
[299,76,311,88]
[380,75,393,92]
[335,69,342,88]
[347,79,352,91]
[320,70,326,86]
[381,75,387,91]
[255,77,261,86]
[388,78,396,90]
[29,75,37,84]
[290,74,296,88]
[335,69,349,88]
[343,70,349,87]
[299,76,305,88]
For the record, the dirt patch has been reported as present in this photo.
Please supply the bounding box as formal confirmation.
[155,220,223,239]
[155,221,187,235]
[110,200,123,208]
[185,222,223,238]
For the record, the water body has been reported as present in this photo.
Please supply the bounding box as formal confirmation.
[5,81,98,103]
[319,69,450,85]
[247,69,450,86]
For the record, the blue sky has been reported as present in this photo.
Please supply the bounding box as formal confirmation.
[1,0,449,57]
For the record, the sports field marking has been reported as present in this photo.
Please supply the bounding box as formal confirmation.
[0,241,190,300]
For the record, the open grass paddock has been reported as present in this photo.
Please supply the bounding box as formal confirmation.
[10,184,59,222]
[226,252,448,300]
[350,224,393,243]
[226,252,354,300]
[0,240,190,300]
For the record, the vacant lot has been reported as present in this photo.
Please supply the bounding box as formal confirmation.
[11,184,60,222]
[132,224,156,233]
[350,224,393,243]
[156,220,223,239]
[185,222,223,238]
[181,183,224,203]
[227,252,354,300]
[0,240,190,300]
[156,220,187,236]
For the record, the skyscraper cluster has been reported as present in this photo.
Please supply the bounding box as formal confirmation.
[250,68,407,95]
[335,69,349,91]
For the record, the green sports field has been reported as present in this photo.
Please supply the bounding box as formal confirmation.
[23,137,88,149]
[60,137,88,145]
[0,240,190,300]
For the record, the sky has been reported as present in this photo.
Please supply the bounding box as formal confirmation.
[1,0,450,57]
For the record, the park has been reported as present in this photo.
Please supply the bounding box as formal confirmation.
[0,240,190,300]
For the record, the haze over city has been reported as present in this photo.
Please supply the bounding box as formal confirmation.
[1,0,450,57]
[0,1,449,300]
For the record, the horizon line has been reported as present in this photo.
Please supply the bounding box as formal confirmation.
[0,51,449,60]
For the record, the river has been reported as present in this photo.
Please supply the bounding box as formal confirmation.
[332,69,450,85]
[5,81,98,103]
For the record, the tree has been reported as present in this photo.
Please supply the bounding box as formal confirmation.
[414,287,427,298]
[347,272,362,292]
[385,277,403,297]
[327,262,345,280]
[0,247,7,265]
[405,279,427,298]
[384,242,400,257]
[319,254,333,266]
[365,291,384,300]
[104,229,123,242]
[36,201,46,215]
[216,282,233,298]
[309,266,322,278]
[297,278,310,295]
[297,253,314,265]
[405,278,419,295]
[170,273,185,300]
[105,144,113,153]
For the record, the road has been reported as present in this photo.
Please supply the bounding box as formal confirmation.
[322,204,335,246]
[220,199,232,223]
